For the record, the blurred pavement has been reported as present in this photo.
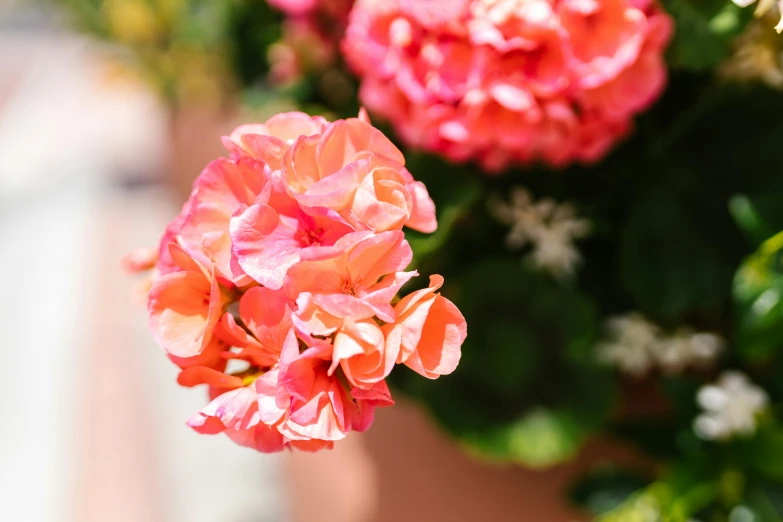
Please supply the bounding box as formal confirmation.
[0,13,285,522]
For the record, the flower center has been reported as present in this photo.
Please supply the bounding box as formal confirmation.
[295,226,324,247]
[341,280,355,295]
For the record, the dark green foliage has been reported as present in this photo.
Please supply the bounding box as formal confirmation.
[388,71,783,468]
[225,0,282,87]
[570,466,652,515]
[619,190,736,322]
[734,233,783,363]
[664,0,752,70]
[58,0,783,512]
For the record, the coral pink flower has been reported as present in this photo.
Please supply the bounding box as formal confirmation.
[332,318,399,389]
[257,330,351,444]
[155,201,190,275]
[342,0,673,170]
[256,329,394,446]
[384,275,466,378]
[230,203,354,290]
[147,244,229,359]
[224,112,329,170]
[265,1,355,83]
[349,380,394,431]
[281,116,437,233]
[135,109,466,454]
[268,18,339,85]
[216,286,294,367]
[188,386,286,453]
[286,230,415,323]
[177,157,271,284]
[225,113,436,289]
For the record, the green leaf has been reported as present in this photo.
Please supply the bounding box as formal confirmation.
[730,194,778,247]
[407,185,482,268]
[388,254,613,466]
[570,466,652,515]
[471,320,540,396]
[620,191,735,322]
[226,0,282,86]
[405,155,483,268]
[609,418,683,460]
[733,231,783,362]
[664,0,751,71]
[746,424,783,481]
[747,488,783,522]
[597,475,717,522]
[596,490,682,522]
[461,409,586,468]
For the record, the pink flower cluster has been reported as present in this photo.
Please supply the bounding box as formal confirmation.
[268,18,337,86]
[133,111,466,452]
[266,0,355,85]
[342,0,673,171]
[268,0,353,18]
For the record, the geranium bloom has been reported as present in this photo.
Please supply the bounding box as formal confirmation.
[342,0,673,170]
[132,111,466,452]
[268,18,339,85]
[265,1,356,86]
[224,112,329,170]
[147,244,229,359]
[229,115,436,289]
[286,230,415,322]
[279,116,437,233]
[384,275,466,379]
[217,286,294,367]
[178,157,271,284]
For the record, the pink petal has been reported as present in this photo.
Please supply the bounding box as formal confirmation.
[187,387,259,433]
[405,181,438,233]
[177,367,245,389]
[230,204,301,290]
[346,230,413,287]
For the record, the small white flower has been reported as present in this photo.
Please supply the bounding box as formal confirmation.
[731,0,783,33]
[489,187,590,279]
[719,16,783,89]
[597,313,723,376]
[530,226,583,278]
[655,331,724,374]
[597,314,661,375]
[729,506,758,522]
[694,371,769,441]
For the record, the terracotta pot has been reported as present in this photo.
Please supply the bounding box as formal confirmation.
[284,401,651,522]
[165,104,240,200]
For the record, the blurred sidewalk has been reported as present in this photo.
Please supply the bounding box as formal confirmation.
[0,14,285,522]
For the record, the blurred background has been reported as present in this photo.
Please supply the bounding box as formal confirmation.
[0,1,289,520]
[0,1,668,520]
[9,0,768,520]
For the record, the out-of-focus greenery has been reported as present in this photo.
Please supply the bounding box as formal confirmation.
[382,14,783,518]
[664,0,752,70]
[59,0,783,518]
[56,0,283,106]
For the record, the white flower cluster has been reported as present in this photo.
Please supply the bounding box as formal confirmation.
[731,0,783,33]
[719,17,783,90]
[694,371,769,441]
[597,313,723,376]
[489,187,590,279]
